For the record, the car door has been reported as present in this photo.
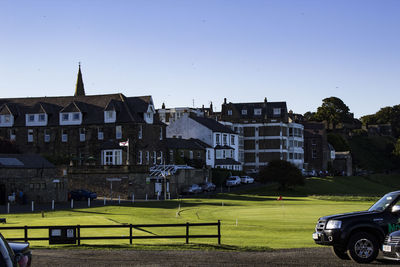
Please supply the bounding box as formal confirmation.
[384,197,400,235]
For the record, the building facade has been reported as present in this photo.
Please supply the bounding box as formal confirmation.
[166,113,241,171]
[0,67,167,169]
[219,98,304,173]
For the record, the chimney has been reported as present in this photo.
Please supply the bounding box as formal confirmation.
[224,98,227,104]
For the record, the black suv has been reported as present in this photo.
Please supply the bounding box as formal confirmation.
[313,190,400,263]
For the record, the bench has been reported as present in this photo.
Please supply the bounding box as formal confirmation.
[0,218,6,224]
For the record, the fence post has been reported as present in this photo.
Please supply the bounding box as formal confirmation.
[130,224,133,245]
[186,222,189,244]
[71,199,74,209]
[24,225,28,242]
[132,193,134,204]
[52,200,55,210]
[218,220,221,245]
[7,202,10,214]
[118,195,121,204]
[104,196,106,205]
[77,225,81,246]
[88,198,91,208]
[31,201,34,212]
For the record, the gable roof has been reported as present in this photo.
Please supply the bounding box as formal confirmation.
[166,138,212,150]
[0,154,55,169]
[189,114,235,134]
[0,93,157,126]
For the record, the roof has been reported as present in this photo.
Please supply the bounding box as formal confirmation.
[215,158,241,165]
[166,138,212,150]
[221,99,288,121]
[0,154,55,169]
[214,145,233,150]
[0,93,156,126]
[189,114,235,134]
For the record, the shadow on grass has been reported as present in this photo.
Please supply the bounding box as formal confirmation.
[31,243,273,252]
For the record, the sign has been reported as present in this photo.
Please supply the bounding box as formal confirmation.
[49,226,76,244]
[119,140,129,147]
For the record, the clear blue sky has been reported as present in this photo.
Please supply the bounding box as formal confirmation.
[1,0,399,118]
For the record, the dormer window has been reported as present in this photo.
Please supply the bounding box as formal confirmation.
[242,109,247,115]
[104,110,116,123]
[0,114,14,127]
[228,110,232,116]
[25,113,48,126]
[273,108,281,116]
[60,112,82,125]
[62,114,69,121]
[254,108,262,115]
[144,105,155,124]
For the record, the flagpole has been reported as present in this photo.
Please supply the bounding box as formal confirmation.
[127,138,130,165]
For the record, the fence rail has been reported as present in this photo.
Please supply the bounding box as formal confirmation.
[0,221,221,245]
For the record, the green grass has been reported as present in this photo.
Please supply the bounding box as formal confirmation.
[1,174,399,251]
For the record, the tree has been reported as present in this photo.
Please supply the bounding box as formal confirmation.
[303,111,317,121]
[315,97,352,129]
[394,138,400,157]
[258,160,304,190]
[360,105,400,138]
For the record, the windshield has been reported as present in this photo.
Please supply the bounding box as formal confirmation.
[368,193,396,212]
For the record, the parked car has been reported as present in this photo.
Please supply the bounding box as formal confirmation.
[240,176,254,184]
[182,184,203,194]
[0,233,32,267]
[226,176,241,187]
[200,182,216,192]
[68,189,97,201]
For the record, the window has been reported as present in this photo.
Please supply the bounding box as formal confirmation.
[79,128,85,142]
[197,151,201,158]
[138,125,142,139]
[159,127,163,140]
[44,129,50,142]
[103,149,122,165]
[9,129,16,141]
[62,129,68,142]
[289,153,293,159]
[273,108,281,116]
[228,110,232,116]
[104,110,116,123]
[39,114,46,122]
[180,150,184,158]
[216,133,220,145]
[27,129,33,142]
[137,150,143,165]
[146,151,150,164]
[4,114,11,123]
[254,108,262,115]
[106,110,114,119]
[169,150,174,163]
[231,135,235,145]
[216,150,222,159]
[207,150,211,160]
[28,115,35,122]
[242,109,247,115]
[159,151,163,164]
[189,151,193,159]
[116,125,122,139]
[223,134,227,145]
[62,114,69,121]
[98,128,104,140]
[153,151,156,164]
[223,150,226,158]
[312,149,317,159]
[73,113,80,121]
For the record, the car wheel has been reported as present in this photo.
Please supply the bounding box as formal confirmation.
[347,232,379,264]
[331,245,350,260]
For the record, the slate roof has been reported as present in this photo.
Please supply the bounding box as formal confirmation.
[189,114,235,134]
[222,99,288,121]
[166,138,212,150]
[0,93,157,126]
[215,158,241,165]
[0,154,55,169]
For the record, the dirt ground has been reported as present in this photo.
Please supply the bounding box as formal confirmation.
[32,247,400,267]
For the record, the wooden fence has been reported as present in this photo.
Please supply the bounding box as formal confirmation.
[0,221,221,245]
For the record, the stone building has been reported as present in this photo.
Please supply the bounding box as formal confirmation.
[0,154,67,204]
[0,66,167,169]
[219,98,304,173]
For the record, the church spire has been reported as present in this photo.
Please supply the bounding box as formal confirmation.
[74,63,85,96]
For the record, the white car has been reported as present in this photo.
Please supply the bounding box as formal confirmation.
[226,176,241,187]
[240,176,254,184]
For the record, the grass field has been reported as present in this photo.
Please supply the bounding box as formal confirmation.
[1,174,399,250]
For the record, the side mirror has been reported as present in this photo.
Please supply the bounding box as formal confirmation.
[392,205,400,213]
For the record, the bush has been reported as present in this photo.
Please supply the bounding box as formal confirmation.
[259,160,304,190]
